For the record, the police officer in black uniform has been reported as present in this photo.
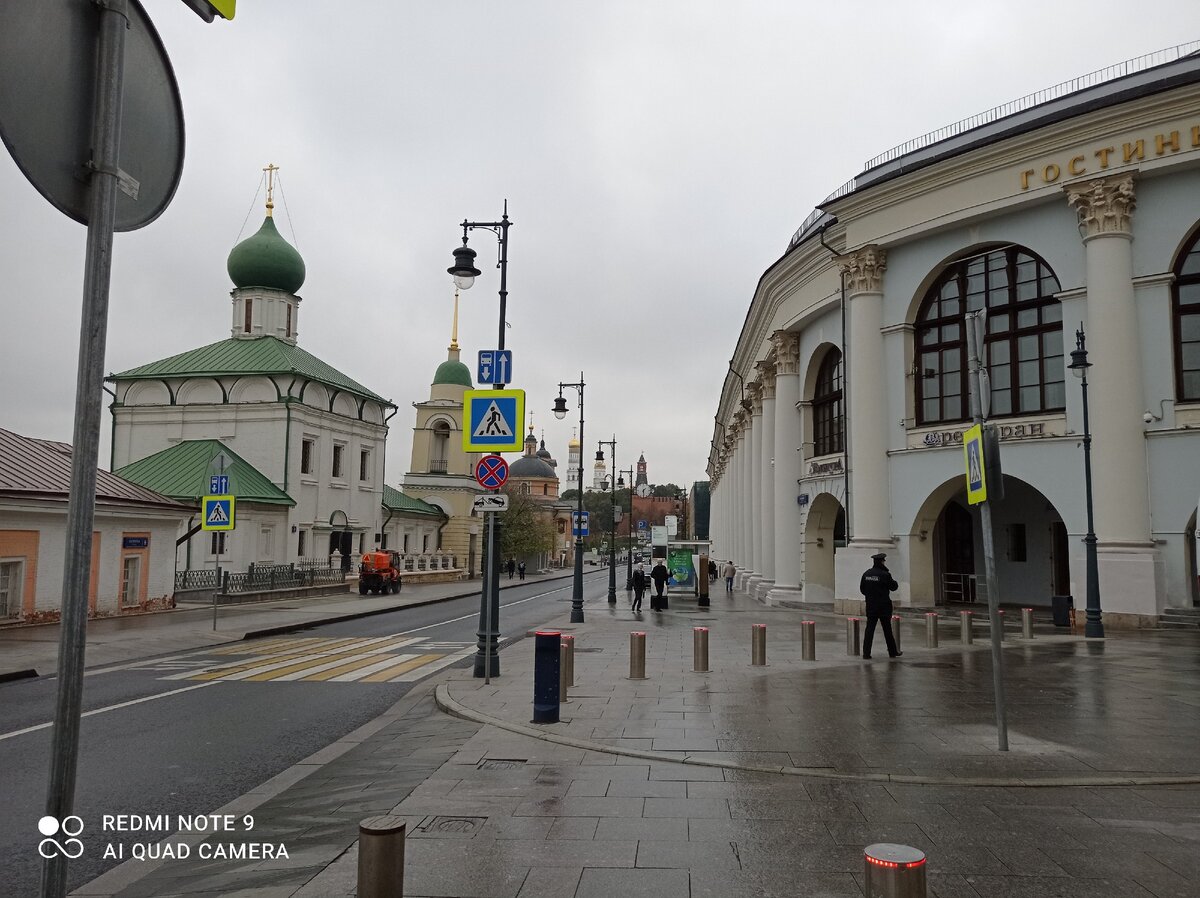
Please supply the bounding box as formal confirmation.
[860,552,901,659]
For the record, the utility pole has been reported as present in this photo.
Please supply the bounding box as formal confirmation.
[965,310,1009,752]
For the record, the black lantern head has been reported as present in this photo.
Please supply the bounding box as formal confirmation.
[448,243,482,289]
[552,395,568,419]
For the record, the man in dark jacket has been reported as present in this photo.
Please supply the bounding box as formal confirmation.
[860,552,901,659]
[650,561,670,611]
[631,564,646,613]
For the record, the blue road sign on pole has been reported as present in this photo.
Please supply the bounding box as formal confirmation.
[209,474,228,494]
[637,520,648,530]
[477,349,513,386]
[463,389,525,452]
[572,511,590,537]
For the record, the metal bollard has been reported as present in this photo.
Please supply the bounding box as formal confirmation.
[846,617,861,656]
[562,634,575,686]
[960,611,973,645]
[751,624,767,666]
[1022,607,1034,639]
[532,630,561,723]
[559,644,569,703]
[891,615,902,652]
[864,843,927,898]
[801,620,816,661]
[997,609,1005,641]
[693,627,709,672]
[925,612,939,648]
[358,816,406,898]
[628,631,647,680]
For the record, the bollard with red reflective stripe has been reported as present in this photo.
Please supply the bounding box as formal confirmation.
[925,612,939,648]
[864,843,927,897]
[751,624,767,666]
[1022,607,1034,639]
[960,610,973,644]
[532,630,561,723]
[997,608,1006,642]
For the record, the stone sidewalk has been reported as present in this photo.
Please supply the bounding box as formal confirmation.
[75,584,1200,897]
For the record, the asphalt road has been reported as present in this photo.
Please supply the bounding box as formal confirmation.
[0,569,611,897]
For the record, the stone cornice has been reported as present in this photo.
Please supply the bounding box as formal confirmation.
[1065,172,1136,239]
[838,245,887,295]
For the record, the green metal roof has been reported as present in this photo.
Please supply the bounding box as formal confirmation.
[108,336,393,406]
[433,358,473,388]
[383,485,444,517]
[115,440,295,506]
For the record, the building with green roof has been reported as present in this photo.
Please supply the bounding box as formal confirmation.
[107,179,399,573]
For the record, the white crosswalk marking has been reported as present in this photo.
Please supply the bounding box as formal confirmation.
[129,635,472,685]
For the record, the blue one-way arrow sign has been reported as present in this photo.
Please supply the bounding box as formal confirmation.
[477,349,513,386]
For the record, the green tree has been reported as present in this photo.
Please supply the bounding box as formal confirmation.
[652,483,684,498]
[498,490,556,560]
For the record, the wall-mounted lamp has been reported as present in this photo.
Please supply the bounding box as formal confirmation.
[917,530,928,542]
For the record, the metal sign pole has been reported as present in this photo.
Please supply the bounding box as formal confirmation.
[483,511,495,685]
[965,311,1009,752]
[41,4,127,896]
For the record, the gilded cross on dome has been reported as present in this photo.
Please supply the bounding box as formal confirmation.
[263,162,280,217]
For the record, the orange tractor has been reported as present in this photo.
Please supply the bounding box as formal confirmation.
[358,551,403,595]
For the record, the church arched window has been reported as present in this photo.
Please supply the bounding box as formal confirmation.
[429,421,450,473]
[812,348,843,456]
[915,246,1064,425]
[1173,227,1200,401]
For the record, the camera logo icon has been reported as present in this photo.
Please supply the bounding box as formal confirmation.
[37,815,85,859]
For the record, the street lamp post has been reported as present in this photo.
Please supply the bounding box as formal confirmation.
[1068,325,1104,639]
[448,202,512,678]
[597,438,618,604]
[617,467,634,590]
[554,375,586,623]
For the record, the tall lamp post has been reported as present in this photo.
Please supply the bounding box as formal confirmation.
[554,375,586,623]
[1068,325,1104,639]
[616,466,634,590]
[597,438,618,604]
[448,202,512,678]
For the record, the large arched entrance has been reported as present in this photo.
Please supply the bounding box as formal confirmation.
[804,493,846,604]
[911,476,1069,607]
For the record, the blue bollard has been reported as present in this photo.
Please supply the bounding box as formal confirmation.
[532,630,562,724]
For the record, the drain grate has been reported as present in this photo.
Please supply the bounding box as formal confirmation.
[414,815,487,838]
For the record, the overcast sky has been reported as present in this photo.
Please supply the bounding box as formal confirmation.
[1,3,1195,489]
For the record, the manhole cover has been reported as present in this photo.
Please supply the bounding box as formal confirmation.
[478,758,527,769]
[909,662,960,669]
[415,816,487,837]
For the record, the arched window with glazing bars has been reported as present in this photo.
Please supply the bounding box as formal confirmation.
[915,246,1064,425]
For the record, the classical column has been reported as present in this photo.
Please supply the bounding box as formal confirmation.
[747,381,765,591]
[1064,174,1160,618]
[757,361,777,593]
[732,411,747,570]
[767,331,803,604]
[834,245,893,601]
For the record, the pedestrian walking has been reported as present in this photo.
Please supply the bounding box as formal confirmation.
[650,560,670,610]
[860,552,901,659]
[507,558,515,580]
[722,560,735,593]
[518,561,526,581]
[631,563,646,613]
[708,559,718,583]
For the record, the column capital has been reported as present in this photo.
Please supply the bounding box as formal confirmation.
[838,244,887,295]
[769,330,801,375]
[747,381,764,415]
[756,360,777,400]
[1065,173,1136,239]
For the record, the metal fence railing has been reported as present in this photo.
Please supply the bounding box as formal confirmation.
[175,568,220,591]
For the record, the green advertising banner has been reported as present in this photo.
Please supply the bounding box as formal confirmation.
[667,549,693,587]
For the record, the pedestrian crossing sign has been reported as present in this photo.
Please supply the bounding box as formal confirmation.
[463,389,525,452]
[963,424,987,505]
[202,495,236,531]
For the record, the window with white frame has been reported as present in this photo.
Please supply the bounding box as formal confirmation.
[332,443,345,479]
[301,438,316,475]
[0,560,23,618]
[359,448,371,481]
[297,529,307,557]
